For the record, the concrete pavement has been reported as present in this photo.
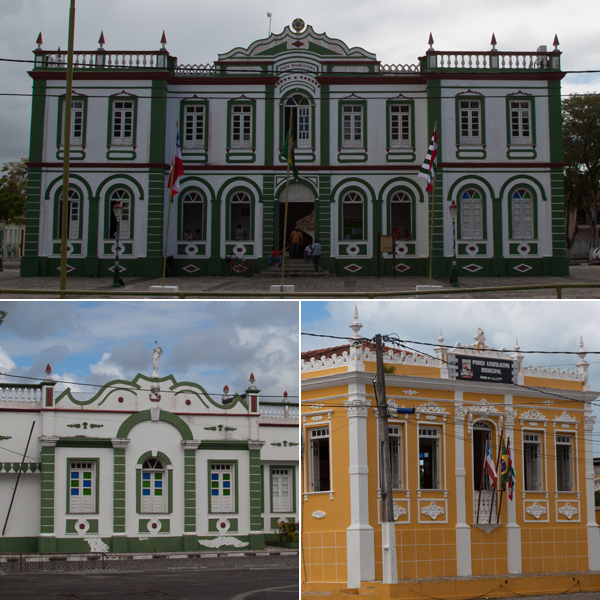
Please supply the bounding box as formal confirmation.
[2,259,600,298]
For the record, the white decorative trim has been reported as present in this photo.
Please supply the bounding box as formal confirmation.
[522,364,583,382]
[312,511,326,519]
[393,503,407,521]
[198,536,249,548]
[421,502,445,520]
[525,502,547,520]
[402,389,419,396]
[558,503,578,520]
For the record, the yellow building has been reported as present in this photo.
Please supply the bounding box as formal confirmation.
[301,308,600,590]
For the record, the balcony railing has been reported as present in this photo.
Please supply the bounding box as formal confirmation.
[425,50,560,71]
[259,402,299,419]
[0,386,42,403]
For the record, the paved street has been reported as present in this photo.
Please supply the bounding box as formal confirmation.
[1,259,600,299]
[0,554,299,599]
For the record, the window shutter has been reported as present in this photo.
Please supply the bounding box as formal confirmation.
[311,441,320,492]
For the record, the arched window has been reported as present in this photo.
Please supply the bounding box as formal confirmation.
[109,189,131,240]
[57,188,81,240]
[390,191,412,240]
[342,191,363,240]
[229,191,251,241]
[473,422,493,491]
[459,188,483,240]
[181,191,204,240]
[284,94,311,149]
[141,457,167,513]
[511,188,534,240]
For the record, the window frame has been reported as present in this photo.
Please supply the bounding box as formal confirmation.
[228,100,255,150]
[208,461,238,514]
[509,186,536,240]
[135,451,173,515]
[339,101,366,149]
[108,95,137,147]
[340,190,366,241]
[106,187,133,241]
[556,434,574,492]
[388,426,404,490]
[67,459,98,514]
[179,189,206,241]
[55,187,83,240]
[458,187,486,241]
[308,426,331,493]
[181,100,209,150]
[506,96,536,146]
[389,189,414,240]
[281,93,314,150]
[226,190,253,241]
[387,100,414,149]
[57,95,87,147]
[472,422,494,491]
[456,96,485,146]
[270,465,296,513]
[523,432,543,492]
[419,427,441,490]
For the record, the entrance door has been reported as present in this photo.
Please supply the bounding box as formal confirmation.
[277,183,315,254]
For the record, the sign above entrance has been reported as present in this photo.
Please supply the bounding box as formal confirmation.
[447,354,517,385]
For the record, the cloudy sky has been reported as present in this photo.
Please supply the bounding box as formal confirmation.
[0,300,299,403]
[1,0,600,165]
[302,300,600,451]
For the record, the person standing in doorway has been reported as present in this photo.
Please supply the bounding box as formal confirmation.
[311,239,322,273]
[289,227,303,258]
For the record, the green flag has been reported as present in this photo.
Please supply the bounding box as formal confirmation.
[500,437,509,491]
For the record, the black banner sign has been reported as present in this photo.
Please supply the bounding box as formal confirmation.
[453,355,516,384]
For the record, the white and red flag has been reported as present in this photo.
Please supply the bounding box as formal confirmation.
[167,129,184,200]
[418,127,438,192]
[484,440,498,489]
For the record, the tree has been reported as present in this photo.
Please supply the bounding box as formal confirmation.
[0,158,27,224]
[563,94,600,252]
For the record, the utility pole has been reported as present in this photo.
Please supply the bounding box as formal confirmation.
[374,334,398,584]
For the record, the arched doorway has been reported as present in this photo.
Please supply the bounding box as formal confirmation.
[278,182,315,253]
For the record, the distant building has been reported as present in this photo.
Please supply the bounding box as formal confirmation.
[301,308,598,588]
[24,22,567,278]
[0,358,298,553]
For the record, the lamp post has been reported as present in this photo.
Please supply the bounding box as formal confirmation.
[448,200,459,287]
[0,219,6,273]
[111,201,123,287]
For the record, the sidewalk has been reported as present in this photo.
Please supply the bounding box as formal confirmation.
[1,260,600,299]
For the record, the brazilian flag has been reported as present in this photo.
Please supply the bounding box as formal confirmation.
[281,130,300,181]
[500,438,509,491]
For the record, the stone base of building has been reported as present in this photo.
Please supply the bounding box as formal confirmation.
[302,572,600,599]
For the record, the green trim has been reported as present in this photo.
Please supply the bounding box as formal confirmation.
[116,409,193,440]
[29,79,47,163]
[138,518,170,534]
[320,85,330,167]
[248,450,262,532]
[184,449,196,533]
[66,519,98,534]
[207,459,239,514]
[113,448,126,533]
[40,446,56,535]
[208,518,238,533]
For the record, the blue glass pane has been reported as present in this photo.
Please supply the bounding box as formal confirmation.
[142,473,150,480]
[71,472,80,479]
[211,474,218,480]
[155,481,163,488]
[142,490,150,496]
[223,482,230,489]
[211,489,219,496]
[83,481,92,488]
[71,489,79,496]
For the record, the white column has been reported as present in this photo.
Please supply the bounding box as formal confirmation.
[584,413,600,570]
[453,391,471,576]
[504,395,521,574]
[345,381,374,588]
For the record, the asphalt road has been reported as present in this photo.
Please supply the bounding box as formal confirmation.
[0,556,299,600]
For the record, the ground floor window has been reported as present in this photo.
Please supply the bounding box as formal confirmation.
[210,463,235,512]
[69,460,96,513]
[181,191,204,240]
[141,457,167,513]
[390,191,412,240]
[342,191,363,240]
[272,467,292,512]
[229,192,251,241]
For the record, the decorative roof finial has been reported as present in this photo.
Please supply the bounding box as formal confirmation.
[349,304,363,343]
[160,31,167,50]
[36,33,43,50]
[152,342,163,379]
[491,33,497,50]
[222,384,232,405]
[428,32,434,51]
[45,364,52,380]
[98,31,105,50]
[553,34,560,50]
[247,372,258,392]
[282,390,289,403]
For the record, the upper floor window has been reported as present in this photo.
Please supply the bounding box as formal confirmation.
[183,104,206,149]
[110,99,135,146]
[230,104,253,149]
[284,94,311,149]
[472,422,493,491]
[459,99,482,145]
[69,460,96,513]
[389,427,403,490]
[341,105,364,148]
[60,97,86,146]
[459,188,484,240]
[509,100,532,145]
[309,426,330,492]
[556,434,574,492]
[511,188,534,240]
[419,427,441,489]
[523,432,543,491]
[389,104,411,148]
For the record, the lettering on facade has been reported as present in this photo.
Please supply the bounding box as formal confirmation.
[448,355,517,384]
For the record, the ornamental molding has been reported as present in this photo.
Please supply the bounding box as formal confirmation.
[522,364,583,382]
[519,409,548,427]
[504,408,517,426]
[584,416,596,431]
[393,503,407,520]
[344,400,370,418]
[555,411,576,422]
[525,502,547,519]
[552,411,579,430]
[402,389,419,396]
[421,502,445,520]
[454,406,468,421]
[312,511,326,519]
[198,536,249,548]
[417,402,449,422]
[471,399,500,414]
[558,503,579,519]
[302,409,333,424]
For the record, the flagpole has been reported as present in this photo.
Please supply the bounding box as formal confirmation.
[280,118,293,289]
[427,121,438,286]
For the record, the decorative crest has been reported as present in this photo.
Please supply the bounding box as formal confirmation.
[291,18,306,34]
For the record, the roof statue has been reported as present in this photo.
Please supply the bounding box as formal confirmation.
[152,342,163,379]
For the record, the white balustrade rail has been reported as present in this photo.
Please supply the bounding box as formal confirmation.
[0,386,42,403]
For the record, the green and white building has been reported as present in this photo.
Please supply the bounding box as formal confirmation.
[23,21,568,278]
[0,365,298,553]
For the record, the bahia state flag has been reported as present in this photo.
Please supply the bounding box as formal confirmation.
[281,130,300,181]
[484,440,498,488]
[167,128,184,200]
[500,437,509,489]
[418,127,437,192]
[506,438,516,500]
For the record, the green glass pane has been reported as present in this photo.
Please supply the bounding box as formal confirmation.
[223,490,230,496]
[155,490,162,496]
[155,473,162,480]
[83,489,91,496]
[71,481,79,488]
[83,473,92,479]
[212,482,219,488]
[143,482,150,488]
[223,474,230,481]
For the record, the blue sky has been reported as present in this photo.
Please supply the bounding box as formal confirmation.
[0,300,299,403]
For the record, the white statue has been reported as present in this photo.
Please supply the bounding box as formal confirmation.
[152,344,163,378]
